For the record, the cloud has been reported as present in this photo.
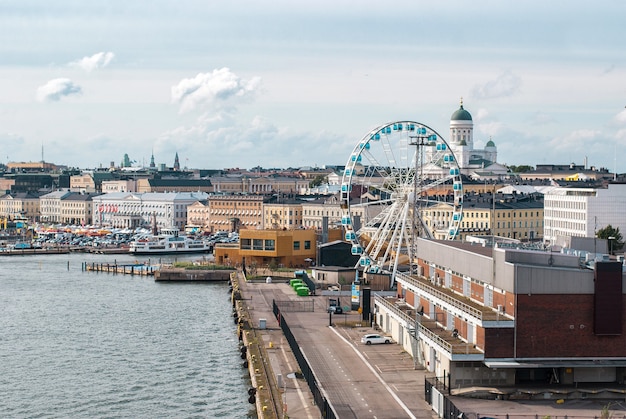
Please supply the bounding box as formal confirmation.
[528,111,556,126]
[36,78,82,102]
[157,110,349,168]
[471,70,522,100]
[614,108,626,125]
[69,52,115,72]
[171,68,261,113]
[548,129,602,153]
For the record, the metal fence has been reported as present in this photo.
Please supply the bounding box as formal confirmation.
[274,299,315,313]
[424,377,626,419]
[273,299,337,419]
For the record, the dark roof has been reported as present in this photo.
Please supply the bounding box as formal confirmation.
[149,179,212,186]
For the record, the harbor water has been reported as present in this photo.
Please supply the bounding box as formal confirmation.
[0,253,252,418]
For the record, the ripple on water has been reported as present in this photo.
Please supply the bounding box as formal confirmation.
[0,254,251,418]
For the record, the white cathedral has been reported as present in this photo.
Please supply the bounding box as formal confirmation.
[426,100,509,179]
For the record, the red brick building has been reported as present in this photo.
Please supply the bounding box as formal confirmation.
[373,239,626,391]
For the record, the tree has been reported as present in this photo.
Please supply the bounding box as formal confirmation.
[596,224,624,254]
[508,165,534,173]
[309,174,327,188]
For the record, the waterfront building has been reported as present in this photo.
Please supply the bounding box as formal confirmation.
[0,192,41,221]
[39,190,72,223]
[60,193,98,225]
[91,191,208,230]
[372,238,626,390]
[214,228,318,268]
[544,183,626,245]
[186,200,210,232]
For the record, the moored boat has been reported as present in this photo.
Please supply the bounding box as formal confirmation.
[129,228,212,255]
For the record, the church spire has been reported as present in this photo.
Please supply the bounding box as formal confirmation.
[174,152,180,171]
[150,149,155,168]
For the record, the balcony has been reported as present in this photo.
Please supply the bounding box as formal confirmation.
[375,295,483,358]
[396,272,510,324]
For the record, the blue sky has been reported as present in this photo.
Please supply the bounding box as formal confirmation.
[1,1,626,172]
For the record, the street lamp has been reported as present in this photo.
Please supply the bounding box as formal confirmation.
[608,236,616,256]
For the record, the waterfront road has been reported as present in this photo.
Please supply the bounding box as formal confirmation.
[239,277,436,419]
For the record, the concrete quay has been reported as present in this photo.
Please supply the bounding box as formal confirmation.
[234,271,437,419]
[233,271,626,419]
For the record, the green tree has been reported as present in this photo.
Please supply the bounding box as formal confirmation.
[597,225,624,254]
[508,165,534,173]
[309,174,327,188]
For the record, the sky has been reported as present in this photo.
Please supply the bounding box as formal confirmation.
[1,1,626,172]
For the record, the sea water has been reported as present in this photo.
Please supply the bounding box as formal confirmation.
[0,253,252,418]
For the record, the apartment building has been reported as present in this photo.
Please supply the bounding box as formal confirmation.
[423,193,543,242]
[544,183,626,244]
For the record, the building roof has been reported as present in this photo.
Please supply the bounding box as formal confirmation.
[451,104,472,121]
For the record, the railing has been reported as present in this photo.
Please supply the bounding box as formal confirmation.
[273,300,337,419]
[375,295,482,356]
[396,272,484,320]
[375,295,452,352]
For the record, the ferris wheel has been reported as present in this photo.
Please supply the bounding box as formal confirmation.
[340,121,463,283]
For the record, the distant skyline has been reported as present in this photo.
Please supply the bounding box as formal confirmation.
[1,1,626,171]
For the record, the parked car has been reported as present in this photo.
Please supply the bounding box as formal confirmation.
[327,305,343,314]
[361,333,392,345]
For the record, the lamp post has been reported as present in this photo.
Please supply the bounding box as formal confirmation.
[608,236,616,256]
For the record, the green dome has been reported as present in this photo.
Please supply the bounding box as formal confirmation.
[486,140,495,147]
[451,104,472,121]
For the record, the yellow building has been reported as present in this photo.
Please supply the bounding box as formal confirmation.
[423,195,544,242]
[0,192,41,221]
[263,201,304,229]
[209,194,264,232]
[214,229,317,268]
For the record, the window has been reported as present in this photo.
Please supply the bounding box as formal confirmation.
[253,239,263,250]
[293,241,300,250]
[304,240,311,250]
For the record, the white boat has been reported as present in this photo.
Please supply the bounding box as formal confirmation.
[129,228,212,255]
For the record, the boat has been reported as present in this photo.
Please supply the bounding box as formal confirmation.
[129,228,213,255]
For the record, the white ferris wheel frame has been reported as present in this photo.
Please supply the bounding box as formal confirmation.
[339,120,463,284]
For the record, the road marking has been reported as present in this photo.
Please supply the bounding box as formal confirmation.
[280,342,316,419]
[329,326,417,419]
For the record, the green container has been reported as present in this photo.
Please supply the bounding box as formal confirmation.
[290,280,303,289]
[296,287,309,296]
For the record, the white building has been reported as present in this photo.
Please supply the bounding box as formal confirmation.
[92,192,208,230]
[544,183,626,244]
[425,100,508,178]
[39,190,72,223]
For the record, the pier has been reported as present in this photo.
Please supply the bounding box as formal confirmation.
[154,268,234,282]
[83,261,158,276]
